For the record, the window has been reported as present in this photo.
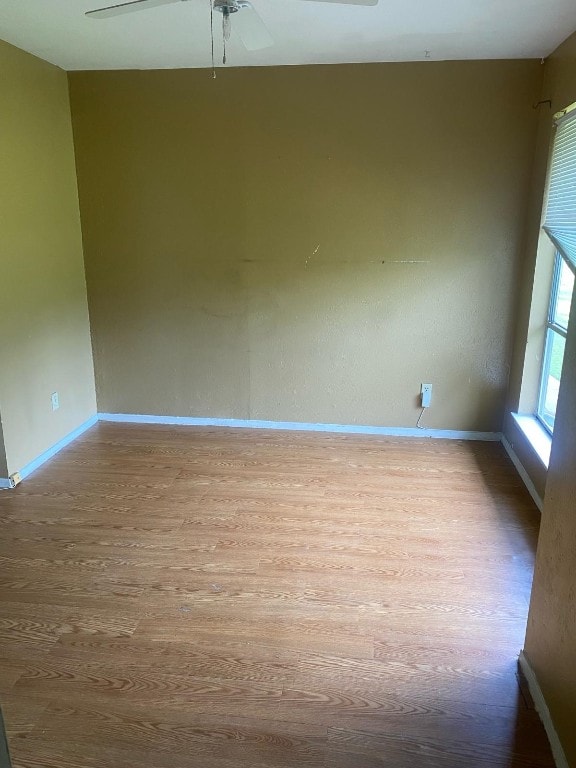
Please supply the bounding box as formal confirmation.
[537,252,574,432]
[537,105,576,433]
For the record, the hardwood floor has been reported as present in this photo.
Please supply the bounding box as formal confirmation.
[0,423,553,767]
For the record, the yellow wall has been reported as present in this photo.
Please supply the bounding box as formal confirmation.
[521,30,576,767]
[0,40,96,475]
[69,61,541,430]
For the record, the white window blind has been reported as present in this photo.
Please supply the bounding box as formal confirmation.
[543,108,576,269]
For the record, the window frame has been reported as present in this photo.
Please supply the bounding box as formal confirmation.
[536,251,574,434]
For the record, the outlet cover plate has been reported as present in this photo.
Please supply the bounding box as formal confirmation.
[421,383,432,408]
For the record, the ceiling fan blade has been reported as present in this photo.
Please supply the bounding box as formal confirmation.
[298,0,378,5]
[86,0,187,19]
[234,3,274,51]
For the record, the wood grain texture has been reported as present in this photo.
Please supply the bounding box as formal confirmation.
[0,423,553,767]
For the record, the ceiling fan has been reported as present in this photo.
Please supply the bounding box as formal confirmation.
[86,0,378,54]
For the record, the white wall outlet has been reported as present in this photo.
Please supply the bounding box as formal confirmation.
[421,383,432,408]
[51,392,60,411]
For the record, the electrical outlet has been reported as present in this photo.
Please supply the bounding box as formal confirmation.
[421,383,432,408]
[51,392,60,411]
[8,472,21,488]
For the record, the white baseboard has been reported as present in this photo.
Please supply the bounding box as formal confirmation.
[0,412,504,490]
[98,413,502,441]
[501,435,544,512]
[518,651,569,768]
[0,415,98,490]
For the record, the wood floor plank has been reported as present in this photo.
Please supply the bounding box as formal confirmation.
[0,423,553,768]
[327,718,556,767]
[0,601,138,638]
[49,636,303,684]
[11,741,306,768]
[0,693,49,740]
[20,703,327,767]
[9,658,283,717]
[134,613,375,658]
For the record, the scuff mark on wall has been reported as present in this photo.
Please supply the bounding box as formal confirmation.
[305,243,321,267]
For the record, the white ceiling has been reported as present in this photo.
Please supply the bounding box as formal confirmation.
[0,0,575,71]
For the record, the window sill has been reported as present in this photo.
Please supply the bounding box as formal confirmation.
[511,413,552,468]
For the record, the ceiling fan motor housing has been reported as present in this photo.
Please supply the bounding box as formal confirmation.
[214,0,251,14]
